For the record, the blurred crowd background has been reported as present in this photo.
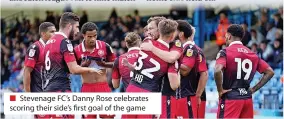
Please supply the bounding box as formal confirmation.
[1,4,283,117]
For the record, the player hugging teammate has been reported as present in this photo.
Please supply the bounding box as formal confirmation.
[24,11,274,119]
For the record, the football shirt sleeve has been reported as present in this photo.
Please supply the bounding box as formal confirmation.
[257,59,270,73]
[60,39,76,63]
[73,45,82,64]
[106,43,116,62]
[182,45,197,69]
[168,61,179,74]
[215,49,227,68]
[170,40,183,54]
[24,44,39,68]
[198,52,208,72]
[112,58,121,79]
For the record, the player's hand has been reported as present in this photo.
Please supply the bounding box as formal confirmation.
[196,95,201,105]
[140,41,153,51]
[81,58,91,67]
[218,89,232,99]
[24,88,31,92]
[122,58,129,67]
[144,36,153,41]
[249,88,255,94]
[122,58,135,71]
[89,68,103,75]
[96,60,106,67]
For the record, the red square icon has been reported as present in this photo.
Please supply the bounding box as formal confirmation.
[10,95,16,101]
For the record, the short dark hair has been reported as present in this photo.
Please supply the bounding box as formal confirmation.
[227,24,244,39]
[59,12,80,29]
[176,20,192,39]
[39,22,55,35]
[81,22,98,34]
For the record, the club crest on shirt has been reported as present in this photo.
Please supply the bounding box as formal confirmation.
[186,49,193,57]
[29,49,35,57]
[98,50,104,57]
[175,40,181,47]
[67,44,73,52]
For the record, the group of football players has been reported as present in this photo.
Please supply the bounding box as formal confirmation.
[23,12,275,119]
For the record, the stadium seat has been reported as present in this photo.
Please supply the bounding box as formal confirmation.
[278,92,283,105]
[261,88,270,95]
[274,68,282,77]
[2,81,9,89]
[276,82,283,89]
[271,87,278,95]
[254,102,260,109]
[70,75,82,92]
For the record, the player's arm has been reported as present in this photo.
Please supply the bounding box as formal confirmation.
[180,47,195,76]
[106,68,114,89]
[196,53,208,98]
[214,64,224,94]
[251,59,274,93]
[61,39,101,74]
[196,71,208,97]
[23,45,39,92]
[168,62,180,90]
[214,50,231,97]
[168,73,180,90]
[97,61,114,68]
[23,66,33,92]
[140,41,181,63]
[96,43,116,68]
[112,58,121,89]
[180,64,192,76]
[122,58,135,72]
[66,61,102,74]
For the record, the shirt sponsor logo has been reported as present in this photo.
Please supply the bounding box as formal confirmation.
[186,49,193,57]
[238,88,248,96]
[175,40,182,47]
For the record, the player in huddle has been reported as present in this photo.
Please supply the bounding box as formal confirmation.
[123,19,180,119]
[175,20,208,118]
[43,12,100,119]
[214,24,274,118]
[139,17,184,118]
[112,32,142,91]
[24,22,56,93]
[74,22,116,119]
[23,22,56,119]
